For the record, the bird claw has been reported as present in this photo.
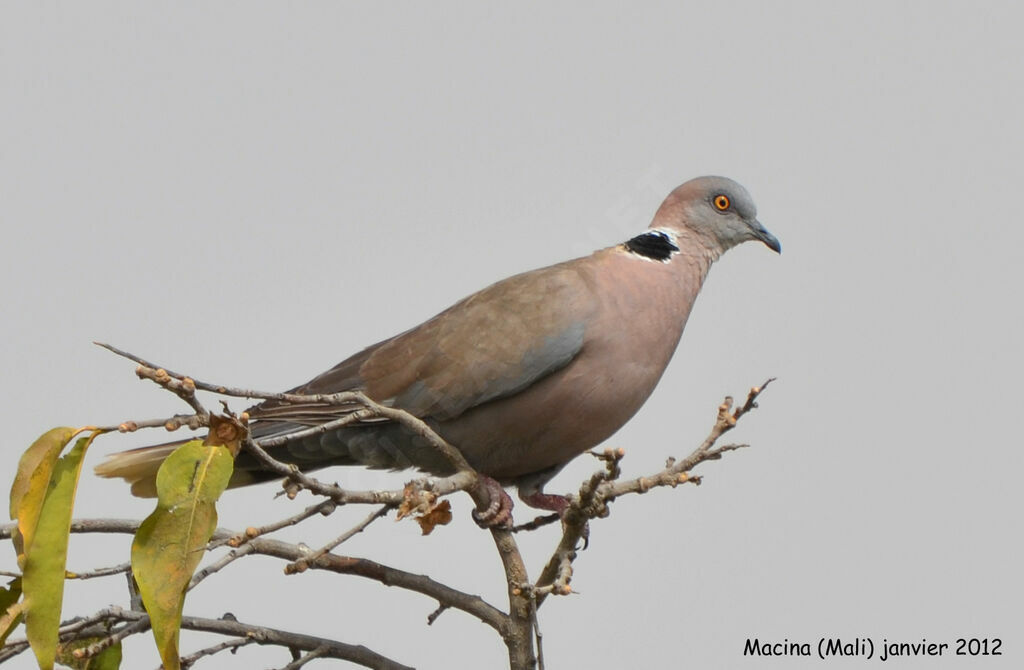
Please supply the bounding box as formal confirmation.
[472,476,514,528]
[579,522,590,550]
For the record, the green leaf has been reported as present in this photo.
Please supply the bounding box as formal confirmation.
[0,577,24,646]
[9,427,76,567]
[22,434,94,670]
[131,440,233,670]
[56,637,122,669]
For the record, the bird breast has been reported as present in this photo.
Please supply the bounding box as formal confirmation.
[437,248,707,480]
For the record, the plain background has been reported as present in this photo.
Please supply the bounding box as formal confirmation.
[2,2,1022,668]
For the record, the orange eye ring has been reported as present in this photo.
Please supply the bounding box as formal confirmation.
[713,194,730,211]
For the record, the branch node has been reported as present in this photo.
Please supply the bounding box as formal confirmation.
[426,603,450,626]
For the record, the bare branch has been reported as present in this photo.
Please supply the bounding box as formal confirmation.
[227,499,338,546]
[54,606,413,670]
[426,603,450,626]
[181,637,254,669]
[188,544,255,591]
[533,380,774,606]
[96,413,207,434]
[96,342,475,474]
[510,513,559,534]
[278,645,329,669]
[133,365,209,419]
[286,505,390,574]
[66,561,131,580]
[244,435,479,506]
[69,346,772,670]
[0,519,508,634]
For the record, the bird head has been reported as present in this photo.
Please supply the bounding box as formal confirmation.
[652,176,781,256]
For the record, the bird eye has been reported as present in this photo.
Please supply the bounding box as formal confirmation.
[713,194,730,211]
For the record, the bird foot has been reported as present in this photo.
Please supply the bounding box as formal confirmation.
[472,476,514,528]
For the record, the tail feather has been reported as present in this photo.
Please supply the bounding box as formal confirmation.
[94,442,184,498]
[95,439,285,498]
[95,417,399,498]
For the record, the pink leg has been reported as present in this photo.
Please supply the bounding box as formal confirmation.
[472,475,515,528]
[518,490,569,516]
[519,489,589,547]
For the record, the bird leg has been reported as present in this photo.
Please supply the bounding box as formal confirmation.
[471,475,515,528]
[519,489,590,548]
[518,490,569,516]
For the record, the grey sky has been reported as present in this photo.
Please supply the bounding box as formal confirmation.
[2,2,1021,668]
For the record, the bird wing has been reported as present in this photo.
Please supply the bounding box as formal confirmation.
[248,261,595,427]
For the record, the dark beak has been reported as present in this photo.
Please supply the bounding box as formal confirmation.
[750,219,781,254]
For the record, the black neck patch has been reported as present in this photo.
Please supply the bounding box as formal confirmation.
[623,231,679,261]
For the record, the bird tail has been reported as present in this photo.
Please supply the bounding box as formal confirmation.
[94,439,266,497]
[93,441,184,497]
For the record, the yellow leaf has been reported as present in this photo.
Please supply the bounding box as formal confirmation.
[131,440,233,670]
[0,578,24,646]
[21,434,97,670]
[9,427,76,567]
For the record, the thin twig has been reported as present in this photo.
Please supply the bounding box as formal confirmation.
[12,605,414,670]
[75,616,148,659]
[244,435,478,505]
[530,593,545,670]
[510,513,560,533]
[96,342,474,473]
[0,519,508,634]
[426,604,450,626]
[229,499,338,545]
[279,645,329,669]
[286,505,391,574]
[66,561,131,580]
[94,414,207,434]
[532,380,774,607]
[188,544,256,591]
[180,637,254,669]
[133,365,209,419]
[189,500,344,589]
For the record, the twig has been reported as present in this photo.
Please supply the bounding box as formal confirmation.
[529,593,545,670]
[510,513,560,533]
[66,561,131,580]
[244,436,478,506]
[94,344,542,664]
[26,605,414,670]
[426,604,450,626]
[133,365,209,419]
[286,506,391,574]
[533,380,774,606]
[279,645,329,669]
[94,414,207,434]
[96,342,474,473]
[189,499,345,589]
[188,544,256,591]
[83,344,772,670]
[180,637,254,669]
[229,499,338,545]
[0,607,123,661]
[0,519,508,634]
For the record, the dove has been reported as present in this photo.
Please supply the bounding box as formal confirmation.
[97,176,779,524]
